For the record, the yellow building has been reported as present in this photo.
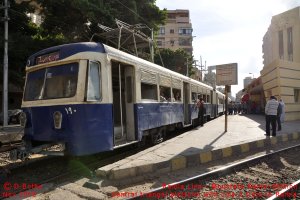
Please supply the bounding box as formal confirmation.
[261,7,300,121]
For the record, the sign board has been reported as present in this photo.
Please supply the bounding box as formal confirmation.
[36,51,60,65]
[216,63,238,86]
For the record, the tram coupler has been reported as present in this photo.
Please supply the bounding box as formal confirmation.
[9,146,32,161]
[9,143,65,161]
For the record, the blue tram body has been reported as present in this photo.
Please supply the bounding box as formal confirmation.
[13,42,226,159]
[22,104,113,155]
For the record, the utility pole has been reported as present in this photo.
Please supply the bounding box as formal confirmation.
[150,28,154,63]
[186,57,189,77]
[1,0,9,127]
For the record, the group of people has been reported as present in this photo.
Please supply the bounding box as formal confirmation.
[160,88,181,102]
[265,96,285,137]
[228,101,262,115]
[228,101,248,115]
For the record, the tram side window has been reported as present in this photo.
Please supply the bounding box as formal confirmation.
[191,92,197,102]
[206,95,210,103]
[219,98,224,104]
[87,61,101,101]
[24,69,45,101]
[141,83,157,100]
[172,88,181,102]
[160,86,171,102]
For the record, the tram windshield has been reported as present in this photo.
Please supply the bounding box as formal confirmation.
[24,63,79,101]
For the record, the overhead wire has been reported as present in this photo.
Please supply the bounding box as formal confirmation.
[115,0,163,63]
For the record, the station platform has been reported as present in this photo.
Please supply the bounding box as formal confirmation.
[0,125,23,144]
[96,114,300,181]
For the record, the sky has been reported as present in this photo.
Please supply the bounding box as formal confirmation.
[156,0,300,96]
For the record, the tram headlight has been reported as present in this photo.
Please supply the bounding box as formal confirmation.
[53,111,62,129]
[19,112,27,127]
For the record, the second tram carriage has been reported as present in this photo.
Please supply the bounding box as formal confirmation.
[12,42,225,159]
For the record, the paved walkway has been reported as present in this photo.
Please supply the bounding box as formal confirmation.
[96,114,300,180]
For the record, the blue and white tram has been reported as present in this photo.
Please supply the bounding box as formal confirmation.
[13,42,225,159]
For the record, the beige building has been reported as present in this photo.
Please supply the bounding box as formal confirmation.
[156,9,194,55]
[261,7,300,121]
[156,9,202,81]
[243,77,253,88]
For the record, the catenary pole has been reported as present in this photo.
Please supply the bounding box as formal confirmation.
[2,0,9,127]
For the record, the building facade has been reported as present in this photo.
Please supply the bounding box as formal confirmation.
[156,9,203,81]
[243,77,253,88]
[156,9,194,55]
[261,7,300,121]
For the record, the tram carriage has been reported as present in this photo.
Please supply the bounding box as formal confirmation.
[12,42,225,159]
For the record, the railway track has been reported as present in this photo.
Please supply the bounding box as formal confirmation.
[0,141,22,153]
[130,144,300,200]
[0,143,143,199]
[0,127,190,199]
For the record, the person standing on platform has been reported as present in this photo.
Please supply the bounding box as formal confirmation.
[277,101,282,131]
[265,96,279,137]
[279,99,285,123]
[197,97,205,126]
[228,101,233,115]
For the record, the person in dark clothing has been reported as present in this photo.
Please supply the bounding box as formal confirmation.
[197,97,205,126]
[277,102,282,131]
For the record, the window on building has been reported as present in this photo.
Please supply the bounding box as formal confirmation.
[287,27,293,61]
[167,13,176,19]
[184,48,193,54]
[278,30,284,59]
[170,29,174,34]
[179,38,192,46]
[157,41,162,46]
[294,88,300,103]
[178,13,189,18]
[159,27,165,35]
[170,40,175,46]
[178,28,193,35]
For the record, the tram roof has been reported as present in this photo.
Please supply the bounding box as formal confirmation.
[103,44,213,90]
[26,42,106,67]
[25,42,216,92]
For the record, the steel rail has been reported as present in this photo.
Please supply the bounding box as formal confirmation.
[127,143,300,200]
[267,179,300,200]
[0,140,22,153]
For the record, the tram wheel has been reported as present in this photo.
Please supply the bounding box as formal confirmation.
[151,127,166,145]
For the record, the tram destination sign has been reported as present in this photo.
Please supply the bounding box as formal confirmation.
[36,51,60,65]
[216,63,238,86]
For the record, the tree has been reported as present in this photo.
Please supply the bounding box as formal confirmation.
[0,1,40,88]
[154,48,194,76]
[35,0,166,42]
[0,0,166,89]
[203,71,216,88]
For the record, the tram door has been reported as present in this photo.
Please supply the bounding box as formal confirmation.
[183,82,191,125]
[111,61,135,146]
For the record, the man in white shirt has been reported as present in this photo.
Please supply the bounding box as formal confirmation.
[265,96,279,137]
